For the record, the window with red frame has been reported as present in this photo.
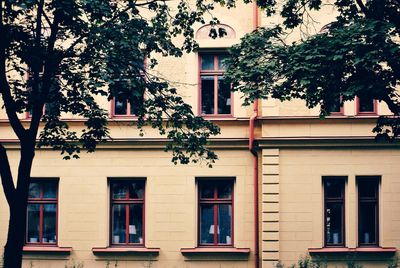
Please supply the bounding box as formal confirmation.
[110,180,145,246]
[357,176,380,246]
[27,180,58,245]
[112,61,145,117]
[328,97,343,114]
[323,177,346,247]
[113,95,143,116]
[199,53,232,115]
[358,96,376,114]
[198,179,233,246]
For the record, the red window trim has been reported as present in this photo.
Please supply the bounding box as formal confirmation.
[323,176,346,248]
[198,52,234,118]
[356,97,378,115]
[357,176,380,247]
[110,59,147,119]
[197,178,234,247]
[308,247,396,254]
[109,178,146,248]
[328,96,344,116]
[92,246,159,254]
[23,246,72,254]
[110,97,143,119]
[180,247,250,254]
[26,179,59,247]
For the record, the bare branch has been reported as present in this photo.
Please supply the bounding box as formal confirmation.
[354,0,370,16]
[0,1,27,140]
[0,143,16,205]
[64,5,134,56]
[29,6,62,136]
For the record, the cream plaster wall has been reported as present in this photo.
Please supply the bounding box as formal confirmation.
[261,147,400,268]
[0,148,256,268]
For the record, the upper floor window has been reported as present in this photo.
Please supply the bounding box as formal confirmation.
[112,61,145,117]
[27,180,58,245]
[110,180,145,246]
[328,97,343,115]
[113,95,142,117]
[199,53,232,116]
[357,176,380,246]
[323,177,346,247]
[198,179,233,246]
[357,96,377,114]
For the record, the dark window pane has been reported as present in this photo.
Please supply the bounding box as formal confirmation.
[218,55,228,70]
[129,95,142,116]
[218,204,232,244]
[43,204,57,243]
[217,77,231,114]
[114,98,127,115]
[112,204,126,244]
[201,76,215,114]
[128,181,145,199]
[325,179,344,198]
[200,182,214,199]
[217,183,232,199]
[43,181,57,199]
[112,183,128,199]
[325,202,343,245]
[359,180,378,198]
[28,183,40,199]
[129,204,143,244]
[201,55,214,70]
[359,97,374,112]
[200,204,214,244]
[329,98,341,113]
[27,204,40,243]
[359,202,377,245]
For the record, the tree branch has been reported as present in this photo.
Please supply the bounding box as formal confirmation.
[380,94,400,115]
[29,7,62,136]
[0,0,27,140]
[64,5,134,56]
[354,0,370,16]
[0,143,16,205]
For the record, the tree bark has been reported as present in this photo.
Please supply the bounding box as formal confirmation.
[3,143,35,268]
[3,200,28,268]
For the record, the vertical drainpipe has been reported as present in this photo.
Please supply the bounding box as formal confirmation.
[250,2,260,268]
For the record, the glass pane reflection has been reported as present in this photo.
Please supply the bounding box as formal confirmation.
[325,202,343,245]
[217,204,232,244]
[112,204,126,244]
[43,204,57,243]
[200,205,214,244]
[27,204,40,243]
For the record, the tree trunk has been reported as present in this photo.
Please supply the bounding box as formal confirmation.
[3,144,35,268]
[3,200,28,268]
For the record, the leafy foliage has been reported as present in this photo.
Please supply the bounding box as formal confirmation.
[225,0,400,140]
[0,0,234,165]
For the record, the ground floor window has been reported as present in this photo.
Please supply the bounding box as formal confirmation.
[357,176,380,246]
[198,179,233,246]
[110,180,145,246]
[323,177,346,247]
[27,180,58,245]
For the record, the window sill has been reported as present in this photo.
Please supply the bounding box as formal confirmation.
[109,116,139,121]
[201,115,236,120]
[355,113,378,117]
[23,246,72,254]
[308,247,396,254]
[180,247,250,254]
[92,247,160,255]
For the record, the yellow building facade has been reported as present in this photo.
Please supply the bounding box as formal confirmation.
[0,3,399,268]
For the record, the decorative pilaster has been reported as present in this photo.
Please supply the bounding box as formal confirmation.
[261,149,280,268]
